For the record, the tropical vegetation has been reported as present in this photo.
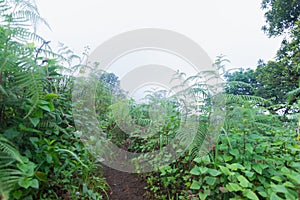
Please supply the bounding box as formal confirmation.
[0,0,299,199]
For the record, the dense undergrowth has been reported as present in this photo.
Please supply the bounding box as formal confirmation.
[0,0,300,200]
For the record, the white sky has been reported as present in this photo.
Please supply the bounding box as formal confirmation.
[36,0,283,69]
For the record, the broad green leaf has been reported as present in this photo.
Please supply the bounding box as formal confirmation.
[219,165,232,175]
[290,162,300,171]
[204,176,217,186]
[18,178,33,189]
[29,117,40,127]
[243,189,259,200]
[193,157,202,164]
[228,163,244,171]
[199,167,208,174]
[48,101,55,111]
[280,167,290,174]
[46,154,53,164]
[12,190,22,199]
[286,172,300,185]
[270,193,283,200]
[237,175,251,188]
[35,171,47,182]
[83,183,88,193]
[208,169,222,176]
[31,179,39,189]
[245,144,254,154]
[283,181,296,188]
[190,180,201,190]
[17,161,35,176]
[4,128,20,140]
[229,149,240,158]
[202,155,211,164]
[244,171,255,179]
[271,176,282,183]
[39,105,51,112]
[252,164,262,174]
[226,183,242,192]
[271,184,288,194]
[199,193,207,200]
[39,100,50,105]
[198,190,210,200]
[190,166,201,175]
[258,190,268,198]
[223,155,233,162]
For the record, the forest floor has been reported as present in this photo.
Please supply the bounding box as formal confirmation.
[103,166,148,200]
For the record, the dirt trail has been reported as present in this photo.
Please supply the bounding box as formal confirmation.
[103,166,147,200]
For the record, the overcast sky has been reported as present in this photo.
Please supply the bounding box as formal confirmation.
[36,0,283,70]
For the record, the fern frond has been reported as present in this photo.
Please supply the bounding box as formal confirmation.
[0,135,24,198]
[190,123,208,158]
[0,135,23,163]
[226,94,270,104]
[15,66,44,118]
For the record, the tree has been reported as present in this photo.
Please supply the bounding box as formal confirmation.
[224,68,257,96]
[260,0,300,112]
[261,0,300,37]
[255,61,298,105]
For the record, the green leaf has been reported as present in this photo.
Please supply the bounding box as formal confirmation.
[229,149,240,158]
[219,165,232,175]
[286,172,300,185]
[228,163,245,171]
[39,100,50,105]
[31,179,39,189]
[280,167,290,174]
[271,176,282,183]
[258,190,268,198]
[17,161,35,176]
[271,184,288,194]
[83,183,88,193]
[245,144,254,154]
[19,124,41,133]
[190,180,201,190]
[270,193,283,200]
[204,176,217,186]
[244,171,255,179]
[237,175,251,188]
[226,183,242,192]
[12,190,22,199]
[223,155,233,162]
[252,164,262,174]
[44,93,58,99]
[243,189,259,200]
[190,166,201,175]
[4,128,20,140]
[199,167,208,174]
[193,157,202,164]
[198,190,209,200]
[46,154,53,164]
[39,105,51,112]
[283,181,296,188]
[18,178,33,189]
[29,117,40,127]
[202,155,211,164]
[289,162,300,169]
[48,101,55,111]
[35,171,47,182]
[208,169,222,176]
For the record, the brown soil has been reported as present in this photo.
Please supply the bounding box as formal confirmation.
[103,166,148,200]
